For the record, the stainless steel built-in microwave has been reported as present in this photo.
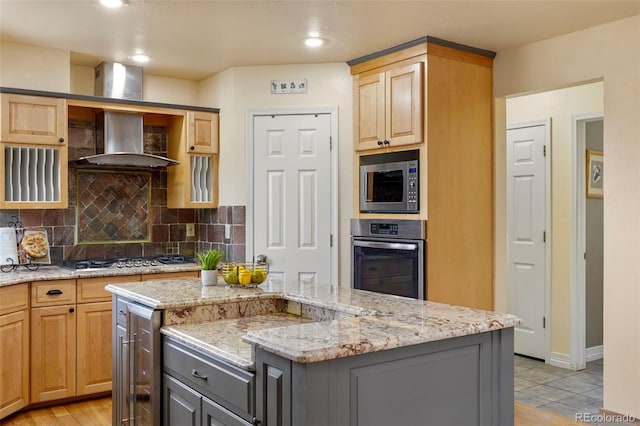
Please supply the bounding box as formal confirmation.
[359,151,419,213]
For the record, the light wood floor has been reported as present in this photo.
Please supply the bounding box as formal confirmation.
[1,398,581,426]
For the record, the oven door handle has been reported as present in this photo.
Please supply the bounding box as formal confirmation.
[353,240,418,251]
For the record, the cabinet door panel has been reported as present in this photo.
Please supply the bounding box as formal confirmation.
[203,396,253,426]
[188,111,219,154]
[31,305,76,402]
[354,73,385,151]
[164,374,201,426]
[77,301,112,395]
[386,62,423,146]
[0,309,29,418]
[1,94,67,145]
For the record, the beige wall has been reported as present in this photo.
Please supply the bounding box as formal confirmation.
[494,15,640,418]
[505,82,604,357]
[198,63,354,286]
[0,41,70,92]
[70,64,198,104]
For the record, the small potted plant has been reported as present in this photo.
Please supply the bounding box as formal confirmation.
[197,249,224,286]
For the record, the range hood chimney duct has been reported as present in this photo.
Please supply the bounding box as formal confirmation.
[75,62,179,168]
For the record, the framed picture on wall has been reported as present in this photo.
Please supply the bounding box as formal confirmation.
[586,149,604,199]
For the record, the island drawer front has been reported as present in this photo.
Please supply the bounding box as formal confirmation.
[164,339,255,420]
[31,280,76,307]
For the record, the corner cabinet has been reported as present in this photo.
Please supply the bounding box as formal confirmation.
[167,112,219,208]
[350,39,495,311]
[0,93,69,209]
[354,61,423,151]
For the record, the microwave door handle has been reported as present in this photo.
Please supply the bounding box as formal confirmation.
[353,240,418,251]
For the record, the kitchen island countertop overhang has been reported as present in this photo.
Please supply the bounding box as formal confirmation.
[106,277,520,370]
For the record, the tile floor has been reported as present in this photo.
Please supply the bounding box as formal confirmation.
[514,355,604,420]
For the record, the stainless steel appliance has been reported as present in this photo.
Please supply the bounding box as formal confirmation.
[61,254,195,271]
[351,218,426,299]
[359,150,419,213]
[113,298,161,426]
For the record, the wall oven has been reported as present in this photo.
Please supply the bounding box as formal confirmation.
[351,218,426,299]
[360,150,419,213]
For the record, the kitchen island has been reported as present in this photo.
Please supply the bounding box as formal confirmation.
[107,278,519,426]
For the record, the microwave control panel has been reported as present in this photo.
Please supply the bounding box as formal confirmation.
[407,161,419,207]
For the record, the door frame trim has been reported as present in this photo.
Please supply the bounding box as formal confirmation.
[245,107,339,285]
[571,113,604,369]
[506,118,552,362]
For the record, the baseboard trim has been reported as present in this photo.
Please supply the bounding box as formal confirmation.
[585,345,604,362]
[548,352,578,370]
[598,408,639,424]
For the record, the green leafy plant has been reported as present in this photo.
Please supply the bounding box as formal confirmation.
[197,249,224,270]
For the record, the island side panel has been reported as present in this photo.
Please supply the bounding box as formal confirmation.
[255,328,515,426]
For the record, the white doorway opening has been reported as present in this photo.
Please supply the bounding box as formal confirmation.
[571,114,604,370]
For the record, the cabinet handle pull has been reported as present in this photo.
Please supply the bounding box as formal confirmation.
[189,145,195,151]
[191,369,208,380]
[377,140,383,146]
[46,289,63,295]
[58,137,65,143]
[383,139,390,145]
[69,307,75,313]
[251,417,261,425]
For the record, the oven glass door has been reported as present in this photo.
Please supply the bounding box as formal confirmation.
[352,238,423,299]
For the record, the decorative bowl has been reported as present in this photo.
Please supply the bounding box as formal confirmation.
[221,262,269,286]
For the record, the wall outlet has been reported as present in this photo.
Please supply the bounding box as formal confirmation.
[224,224,232,240]
[186,223,195,237]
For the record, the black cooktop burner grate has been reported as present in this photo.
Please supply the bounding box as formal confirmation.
[61,255,195,270]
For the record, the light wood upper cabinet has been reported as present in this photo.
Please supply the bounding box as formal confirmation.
[354,62,423,151]
[168,114,219,208]
[0,284,29,419]
[0,94,69,209]
[1,94,67,145]
[187,111,219,154]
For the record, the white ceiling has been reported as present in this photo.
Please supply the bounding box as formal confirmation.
[1,0,639,81]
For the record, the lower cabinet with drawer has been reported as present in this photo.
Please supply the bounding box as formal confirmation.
[163,337,257,426]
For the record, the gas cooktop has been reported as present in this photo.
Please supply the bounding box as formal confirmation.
[61,254,195,271]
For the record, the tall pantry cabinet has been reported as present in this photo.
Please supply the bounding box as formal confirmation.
[349,38,495,311]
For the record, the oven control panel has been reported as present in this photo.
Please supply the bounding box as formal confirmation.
[370,223,399,235]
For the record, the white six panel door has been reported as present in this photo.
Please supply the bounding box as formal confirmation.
[252,114,332,285]
[507,124,548,360]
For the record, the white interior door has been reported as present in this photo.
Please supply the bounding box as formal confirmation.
[252,113,332,284]
[507,122,549,360]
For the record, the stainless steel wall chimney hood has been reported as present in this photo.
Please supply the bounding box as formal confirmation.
[75,62,179,168]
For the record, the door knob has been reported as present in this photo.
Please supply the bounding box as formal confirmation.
[256,254,267,264]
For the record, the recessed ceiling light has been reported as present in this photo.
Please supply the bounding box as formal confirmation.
[304,37,325,48]
[99,0,129,8]
[130,54,150,63]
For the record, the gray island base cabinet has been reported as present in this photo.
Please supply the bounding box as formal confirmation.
[256,328,514,426]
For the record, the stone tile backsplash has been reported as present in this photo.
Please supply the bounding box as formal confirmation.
[0,119,246,264]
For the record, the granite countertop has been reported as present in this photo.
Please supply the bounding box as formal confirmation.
[107,278,520,371]
[0,264,201,287]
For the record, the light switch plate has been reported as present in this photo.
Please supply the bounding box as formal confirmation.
[186,223,195,237]
[224,224,231,240]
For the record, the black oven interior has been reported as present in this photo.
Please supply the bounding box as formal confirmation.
[351,219,426,300]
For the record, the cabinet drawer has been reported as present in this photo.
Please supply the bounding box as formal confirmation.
[115,298,128,326]
[164,338,255,420]
[77,275,139,303]
[31,280,76,307]
[0,283,29,315]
